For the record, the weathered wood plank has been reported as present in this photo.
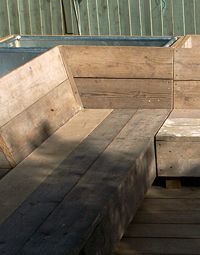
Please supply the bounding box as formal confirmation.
[29,0,42,34]
[157,109,200,141]
[139,198,200,211]
[146,186,200,198]
[0,109,112,224]
[108,0,120,35]
[7,0,20,34]
[119,0,130,35]
[97,0,109,35]
[172,0,184,35]
[0,0,10,37]
[174,48,200,80]
[174,81,200,108]
[156,109,200,176]
[51,0,63,34]
[115,238,200,254]
[0,109,135,255]
[157,141,200,177]
[75,78,173,109]
[40,0,52,34]
[60,46,173,79]
[0,79,80,167]
[0,47,66,127]
[151,0,162,36]
[125,223,200,238]
[133,210,200,224]
[18,0,31,34]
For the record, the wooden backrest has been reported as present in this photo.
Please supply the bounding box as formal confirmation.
[60,46,174,109]
[0,46,82,171]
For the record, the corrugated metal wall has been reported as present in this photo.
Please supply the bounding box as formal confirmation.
[0,0,200,37]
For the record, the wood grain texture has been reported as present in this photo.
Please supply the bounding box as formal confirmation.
[174,81,200,108]
[60,46,173,79]
[0,47,66,127]
[0,110,135,255]
[157,141,200,177]
[0,80,80,166]
[14,109,169,255]
[174,48,200,80]
[156,109,200,176]
[157,109,200,141]
[0,109,112,225]
[75,78,173,109]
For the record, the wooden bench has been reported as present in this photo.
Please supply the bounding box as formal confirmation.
[0,43,173,255]
[0,109,169,255]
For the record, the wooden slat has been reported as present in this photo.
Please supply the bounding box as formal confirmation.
[0,109,112,224]
[0,0,10,37]
[79,0,90,35]
[184,0,195,34]
[115,238,200,254]
[119,0,130,35]
[162,0,173,36]
[97,0,109,35]
[75,78,173,109]
[0,79,80,167]
[140,0,151,36]
[51,0,63,35]
[61,46,173,79]
[18,0,31,34]
[174,48,200,80]
[108,0,120,35]
[7,0,20,34]
[88,0,99,35]
[29,0,42,34]
[125,223,200,238]
[40,0,52,34]
[139,198,200,211]
[0,109,135,255]
[172,0,184,35]
[129,0,141,35]
[146,186,200,199]
[0,47,66,127]
[151,0,162,36]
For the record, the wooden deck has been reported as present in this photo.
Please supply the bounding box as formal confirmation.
[114,185,200,255]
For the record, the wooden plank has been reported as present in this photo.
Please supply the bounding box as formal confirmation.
[61,46,173,79]
[133,210,200,224]
[75,78,173,109]
[174,81,200,108]
[62,0,73,34]
[184,0,195,34]
[0,0,10,37]
[108,0,120,35]
[40,0,52,34]
[151,0,162,36]
[51,0,63,35]
[188,35,200,48]
[29,0,42,34]
[119,0,130,35]
[129,0,141,35]
[140,0,151,36]
[146,186,200,199]
[195,0,200,34]
[0,47,66,127]
[125,223,200,238]
[172,0,184,35]
[18,0,31,34]
[174,48,200,80]
[157,109,200,141]
[157,141,200,177]
[162,0,173,36]
[97,0,109,35]
[0,79,80,167]
[88,0,99,35]
[0,109,112,224]
[7,0,20,34]
[139,198,200,211]
[79,0,90,35]
[115,238,200,254]
[0,110,135,255]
